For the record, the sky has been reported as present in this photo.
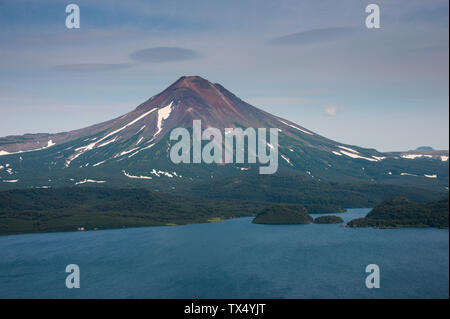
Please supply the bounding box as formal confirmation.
[0,0,448,152]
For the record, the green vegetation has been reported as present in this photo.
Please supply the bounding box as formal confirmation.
[313,215,344,224]
[1,185,446,235]
[0,186,350,235]
[0,188,269,236]
[347,197,449,229]
[252,204,313,225]
[190,175,444,208]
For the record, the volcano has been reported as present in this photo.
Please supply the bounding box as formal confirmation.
[0,76,448,192]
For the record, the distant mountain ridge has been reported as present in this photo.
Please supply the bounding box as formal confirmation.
[416,146,435,151]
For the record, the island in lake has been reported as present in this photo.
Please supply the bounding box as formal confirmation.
[347,197,449,229]
[313,215,344,224]
[252,204,313,224]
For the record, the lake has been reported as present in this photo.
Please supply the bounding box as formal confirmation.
[0,208,448,298]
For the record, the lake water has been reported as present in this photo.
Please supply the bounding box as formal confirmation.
[0,208,448,298]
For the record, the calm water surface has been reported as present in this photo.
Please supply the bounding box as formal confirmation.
[0,208,448,298]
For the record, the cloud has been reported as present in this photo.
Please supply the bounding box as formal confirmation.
[267,26,360,46]
[324,104,340,116]
[130,47,201,63]
[52,63,132,72]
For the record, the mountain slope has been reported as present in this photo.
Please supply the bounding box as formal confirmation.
[0,76,448,193]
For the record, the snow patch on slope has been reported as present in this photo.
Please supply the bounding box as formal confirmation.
[400,172,418,177]
[93,160,106,167]
[152,102,173,140]
[0,140,56,157]
[122,170,152,179]
[281,154,293,166]
[338,145,359,153]
[65,108,158,167]
[278,119,313,135]
[334,146,385,162]
[75,179,106,185]
[2,179,19,183]
[127,143,156,158]
[136,137,144,145]
[401,154,432,159]
[97,137,117,148]
[332,151,342,156]
[150,169,181,178]
[117,148,139,157]
[339,150,378,162]
[137,125,146,134]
